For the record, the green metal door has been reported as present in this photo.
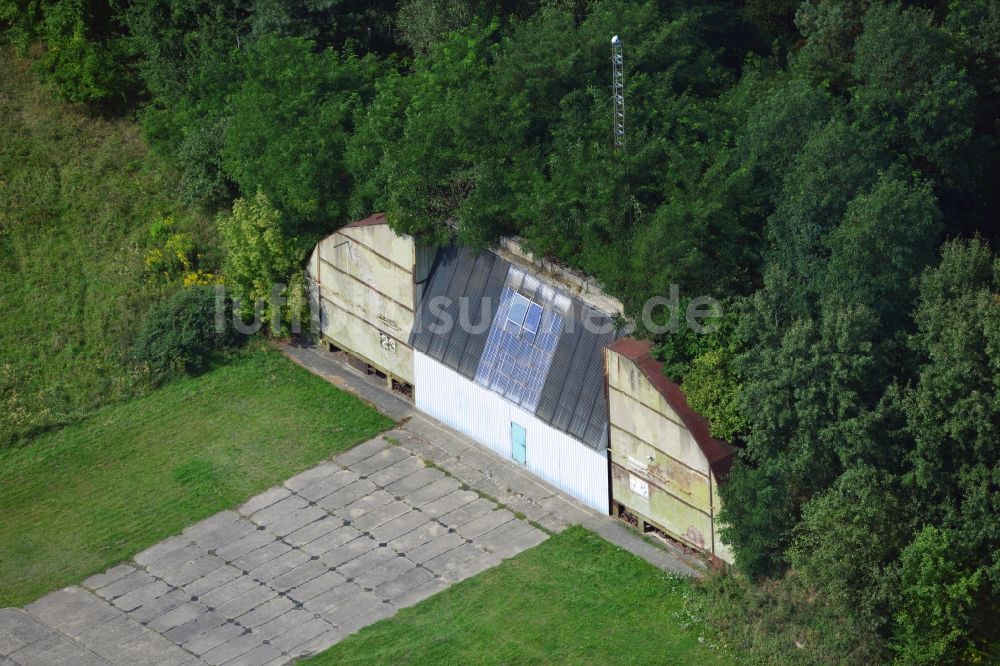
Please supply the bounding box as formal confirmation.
[511,422,526,464]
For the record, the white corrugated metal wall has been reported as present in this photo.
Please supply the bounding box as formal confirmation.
[414,352,609,513]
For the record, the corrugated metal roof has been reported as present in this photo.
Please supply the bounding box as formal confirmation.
[410,246,504,380]
[410,245,618,451]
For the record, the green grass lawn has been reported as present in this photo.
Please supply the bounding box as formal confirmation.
[0,48,217,446]
[0,349,393,606]
[305,526,731,666]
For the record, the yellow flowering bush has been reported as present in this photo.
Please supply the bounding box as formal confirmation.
[144,215,208,282]
[182,270,222,287]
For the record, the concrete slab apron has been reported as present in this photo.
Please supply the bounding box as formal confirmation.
[2,435,547,666]
[281,341,706,578]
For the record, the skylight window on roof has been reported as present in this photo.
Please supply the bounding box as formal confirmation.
[508,293,530,327]
[523,302,543,334]
[475,266,569,412]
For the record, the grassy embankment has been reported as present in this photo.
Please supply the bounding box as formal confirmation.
[0,49,394,606]
[0,47,217,446]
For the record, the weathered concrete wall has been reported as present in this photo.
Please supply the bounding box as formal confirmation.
[607,390,709,476]
[606,349,710,476]
[711,473,735,563]
[307,222,417,384]
[609,465,715,552]
[606,347,732,563]
[609,426,712,511]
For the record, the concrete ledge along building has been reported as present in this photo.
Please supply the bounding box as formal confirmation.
[307,214,736,564]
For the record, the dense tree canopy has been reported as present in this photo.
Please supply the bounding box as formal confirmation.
[223,35,381,232]
[4,0,1000,661]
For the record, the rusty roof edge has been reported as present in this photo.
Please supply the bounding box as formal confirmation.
[607,338,736,480]
[342,212,388,228]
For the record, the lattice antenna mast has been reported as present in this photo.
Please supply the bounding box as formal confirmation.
[611,35,626,153]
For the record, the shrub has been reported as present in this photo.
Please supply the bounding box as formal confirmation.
[38,15,130,105]
[1,0,46,51]
[144,215,221,285]
[786,467,905,628]
[134,285,240,378]
[217,190,307,336]
[892,526,989,664]
[14,0,134,105]
[651,305,746,441]
[682,346,747,442]
[395,0,474,53]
